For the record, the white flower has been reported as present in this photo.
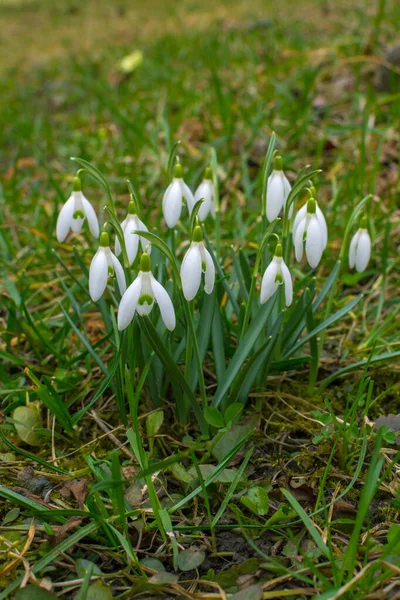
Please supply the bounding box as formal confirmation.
[293,198,325,268]
[89,232,126,302]
[56,177,99,242]
[266,156,291,222]
[162,163,195,228]
[293,199,328,250]
[349,221,371,273]
[118,253,175,331]
[194,167,216,221]
[115,201,150,265]
[180,226,215,301]
[260,244,293,306]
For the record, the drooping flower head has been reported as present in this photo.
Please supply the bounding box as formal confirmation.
[260,243,293,307]
[162,162,195,228]
[118,252,175,331]
[56,176,100,242]
[180,225,215,301]
[349,217,371,273]
[293,187,328,252]
[266,155,292,223]
[293,197,325,269]
[89,231,126,302]
[194,166,216,221]
[115,200,151,265]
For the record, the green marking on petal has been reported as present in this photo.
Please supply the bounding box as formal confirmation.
[73,210,85,219]
[201,260,206,271]
[138,294,153,306]
[108,265,114,277]
[275,272,283,284]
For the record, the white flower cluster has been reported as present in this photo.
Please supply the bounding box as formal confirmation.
[56,164,218,332]
[56,153,372,329]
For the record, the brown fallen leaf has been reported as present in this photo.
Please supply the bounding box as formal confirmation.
[332,499,357,516]
[59,478,89,508]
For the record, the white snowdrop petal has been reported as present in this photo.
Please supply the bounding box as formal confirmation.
[117,275,142,331]
[151,277,176,331]
[260,261,279,304]
[56,195,75,242]
[89,249,109,302]
[162,180,182,228]
[70,216,84,233]
[355,230,371,273]
[195,181,213,221]
[348,231,358,269]
[181,245,202,301]
[283,174,293,218]
[316,205,328,249]
[293,204,307,239]
[203,247,215,294]
[82,195,100,238]
[110,252,126,295]
[305,217,324,268]
[266,171,285,222]
[281,262,293,307]
[135,217,151,254]
[294,219,306,262]
[181,180,195,215]
[125,231,140,265]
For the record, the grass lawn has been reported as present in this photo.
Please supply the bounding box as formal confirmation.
[1,0,400,598]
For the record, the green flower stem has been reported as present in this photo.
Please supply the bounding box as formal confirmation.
[182,299,208,412]
[239,228,280,340]
[200,429,224,464]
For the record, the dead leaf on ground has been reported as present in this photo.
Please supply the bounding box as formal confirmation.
[59,478,89,508]
[332,499,357,516]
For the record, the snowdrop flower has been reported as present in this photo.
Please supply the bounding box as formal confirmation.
[260,243,293,307]
[180,225,215,301]
[56,177,99,242]
[115,201,150,265]
[162,163,195,228]
[293,198,325,268]
[89,232,126,302]
[293,194,328,251]
[349,218,371,273]
[118,253,175,331]
[194,167,216,221]
[266,155,291,222]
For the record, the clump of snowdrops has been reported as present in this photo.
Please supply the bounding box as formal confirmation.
[55,136,372,432]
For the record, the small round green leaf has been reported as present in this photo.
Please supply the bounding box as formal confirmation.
[204,406,225,429]
[177,549,206,571]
